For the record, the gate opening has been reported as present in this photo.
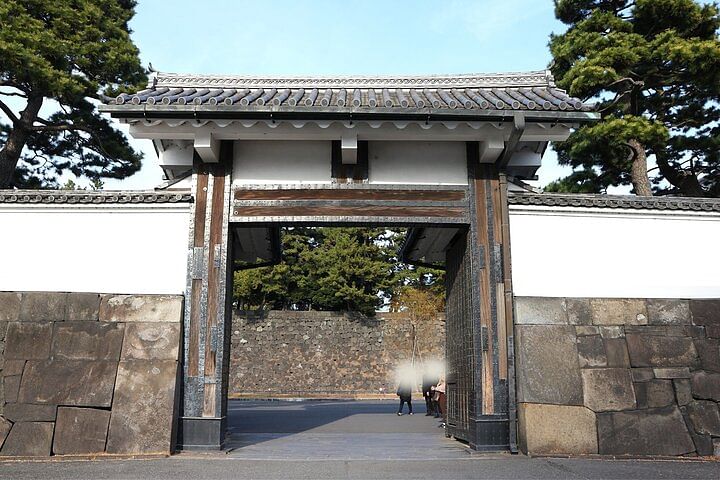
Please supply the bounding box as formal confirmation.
[222,224,480,451]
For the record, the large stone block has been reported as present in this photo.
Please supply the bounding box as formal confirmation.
[690,299,720,338]
[691,370,720,401]
[0,422,54,456]
[3,403,56,422]
[685,401,720,436]
[53,407,110,455]
[0,292,22,322]
[635,380,675,409]
[2,359,24,376]
[3,375,20,403]
[106,360,178,454]
[4,322,52,360]
[626,333,698,367]
[582,368,636,412]
[599,326,625,338]
[19,292,67,322]
[691,434,714,456]
[516,325,582,405]
[684,325,706,338]
[590,299,648,326]
[567,298,592,325]
[0,417,11,450]
[51,322,124,361]
[120,323,180,360]
[605,338,630,367]
[575,326,600,336]
[577,335,607,368]
[626,325,670,336]
[518,403,597,455]
[694,337,720,373]
[674,378,693,406]
[99,295,183,323]
[515,297,567,325]
[597,406,694,456]
[647,299,691,325]
[19,359,117,407]
[631,368,654,382]
[653,367,691,379]
[66,293,100,321]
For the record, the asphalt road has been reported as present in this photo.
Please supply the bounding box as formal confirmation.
[0,400,718,479]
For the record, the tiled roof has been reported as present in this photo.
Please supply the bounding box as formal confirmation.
[0,190,192,204]
[108,70,591,113]
[508,193,720,212]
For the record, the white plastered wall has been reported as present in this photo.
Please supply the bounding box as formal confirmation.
[509,205,720,298]
[232,140,331,185]
[368,141,467,185]
[0,205,190,294]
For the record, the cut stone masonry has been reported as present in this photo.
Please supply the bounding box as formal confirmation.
[230,310,445,396]
[0,291,183,457]
[516,296,720,457]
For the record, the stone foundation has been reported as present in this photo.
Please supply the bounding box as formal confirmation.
[0,292,182,457]
[230,310,445,396]
[516,297,720,457]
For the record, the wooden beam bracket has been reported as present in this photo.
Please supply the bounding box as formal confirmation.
[341,134,358,164]
[194,131,220,163]
[498,113,526,169]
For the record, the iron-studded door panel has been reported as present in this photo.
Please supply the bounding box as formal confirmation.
[445,230,475,443]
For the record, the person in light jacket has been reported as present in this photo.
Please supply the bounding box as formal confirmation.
[432,377,447,425]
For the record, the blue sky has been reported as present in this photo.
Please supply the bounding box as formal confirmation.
[107,0,573,189]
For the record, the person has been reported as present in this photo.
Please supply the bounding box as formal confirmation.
[396,379,414,416]
[422,372,438,416]
[432,377,447,426]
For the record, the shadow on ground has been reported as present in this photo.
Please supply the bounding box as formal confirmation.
[225,399,465,459]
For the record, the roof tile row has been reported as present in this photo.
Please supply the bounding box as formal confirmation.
[0,191,192,204]
[114,86,586,111]
[509,193,720,212]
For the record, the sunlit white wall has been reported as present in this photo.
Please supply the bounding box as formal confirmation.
[509,205,720,298]
[0,205,190,294]
[3,201,718,299]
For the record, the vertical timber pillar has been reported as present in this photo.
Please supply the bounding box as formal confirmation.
[179,141,234,450]
[466,142,514,451]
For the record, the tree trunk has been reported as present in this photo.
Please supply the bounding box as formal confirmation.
[627,138,653,196]
[0,96,43,188]
[655,153,706,198]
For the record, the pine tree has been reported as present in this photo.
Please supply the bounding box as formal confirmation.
[0,0,146,188]
[548,0,720,197]
[232,228,444,316]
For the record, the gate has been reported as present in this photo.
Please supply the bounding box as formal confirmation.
[445,230,474,442]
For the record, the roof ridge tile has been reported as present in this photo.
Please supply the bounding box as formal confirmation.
[148,70,556,89]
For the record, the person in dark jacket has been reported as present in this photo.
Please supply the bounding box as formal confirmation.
[396,379,414,416]
[422,373,438,416]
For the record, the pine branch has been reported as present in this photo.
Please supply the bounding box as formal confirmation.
[0,90,28,98]
[0,98,20,125]
[28,121,116,161]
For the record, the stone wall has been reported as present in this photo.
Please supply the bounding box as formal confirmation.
[0,292,183,457]
[230,310,445,396]
[515,297,720,457]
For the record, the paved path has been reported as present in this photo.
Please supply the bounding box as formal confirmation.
[225,399,466,460]
[0,400,718,479]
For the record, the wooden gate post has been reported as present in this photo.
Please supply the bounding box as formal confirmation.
[466,142,515,451]
[179,141,234,449]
